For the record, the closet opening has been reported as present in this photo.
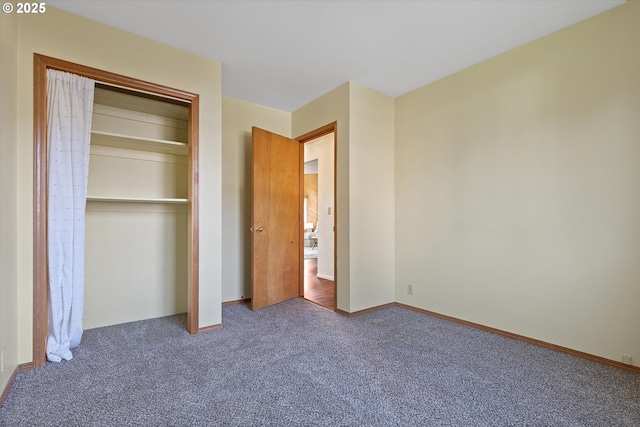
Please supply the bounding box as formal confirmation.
[33,54,200,368]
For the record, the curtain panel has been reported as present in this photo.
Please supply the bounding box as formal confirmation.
[46,69,95,362]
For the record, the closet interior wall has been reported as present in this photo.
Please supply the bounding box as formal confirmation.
[84,86,189,329]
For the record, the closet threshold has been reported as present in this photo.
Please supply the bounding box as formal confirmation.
[86,196,188,204]
[91,130,188,155]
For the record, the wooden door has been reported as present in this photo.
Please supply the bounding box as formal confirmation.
[251,127,301,310]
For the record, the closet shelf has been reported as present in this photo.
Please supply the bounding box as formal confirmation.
[86,196,188,204]
[90,130,188,155]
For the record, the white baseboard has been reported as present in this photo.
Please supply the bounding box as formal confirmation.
[317,273,334,281]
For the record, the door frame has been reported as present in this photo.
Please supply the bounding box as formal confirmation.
[296,122,338,310]
[32,54,200,368]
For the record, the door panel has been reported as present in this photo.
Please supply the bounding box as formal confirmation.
[252,127,301,310]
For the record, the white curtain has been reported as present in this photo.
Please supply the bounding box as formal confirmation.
[46,69,95,362]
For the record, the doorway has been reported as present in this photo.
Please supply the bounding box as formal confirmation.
[299,127,336,310]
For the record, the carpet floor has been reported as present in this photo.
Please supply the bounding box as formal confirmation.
[1,299,638,426]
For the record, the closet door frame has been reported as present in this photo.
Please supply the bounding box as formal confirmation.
[33,53,200,368]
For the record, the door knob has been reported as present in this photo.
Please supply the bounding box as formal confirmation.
[255,226,264,232]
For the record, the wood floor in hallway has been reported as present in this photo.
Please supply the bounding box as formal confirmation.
[303,258,334,310]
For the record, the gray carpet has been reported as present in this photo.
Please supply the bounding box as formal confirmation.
[1,299,638,426]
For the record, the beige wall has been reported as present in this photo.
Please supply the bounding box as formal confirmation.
[293,82,396,312]
[304,134,335,280]
[293,83,351,311]
[0,10,19,392]
[13,7,222,363]
[395,2,640,365]
[348,83,395,311]
[221,96,291,302]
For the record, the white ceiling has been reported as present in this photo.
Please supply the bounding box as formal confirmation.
[48,0,625,112]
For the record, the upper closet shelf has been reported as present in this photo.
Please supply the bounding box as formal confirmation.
[90,130,188,156]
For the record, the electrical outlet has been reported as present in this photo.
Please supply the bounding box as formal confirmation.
[622,354,632,365]
[407,284,413,295]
